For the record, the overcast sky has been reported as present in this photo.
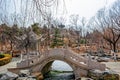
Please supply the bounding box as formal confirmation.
[0,0,117,26]
[0,0,117,19]
[57,0,116,20]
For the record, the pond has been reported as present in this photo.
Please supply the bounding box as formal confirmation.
[44,60,75,80]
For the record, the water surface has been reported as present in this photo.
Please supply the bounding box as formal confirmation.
[44,60,75,80]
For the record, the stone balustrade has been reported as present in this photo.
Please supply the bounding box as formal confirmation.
[16,48,106,79]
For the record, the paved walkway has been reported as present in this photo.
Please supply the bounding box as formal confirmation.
[0,58,20,74]
[103,62,120,75]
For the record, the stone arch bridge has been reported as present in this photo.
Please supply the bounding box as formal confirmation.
[15,48,106,79]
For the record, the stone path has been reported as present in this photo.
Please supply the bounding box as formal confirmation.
[103,62,120,75]
[0,58,20,74]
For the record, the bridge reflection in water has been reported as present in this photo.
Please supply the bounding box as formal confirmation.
[44,60,75,80]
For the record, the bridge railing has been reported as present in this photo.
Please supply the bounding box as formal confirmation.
[66,48,106,70]
[17,48,106,71]
[17,49,63,68]
[65,49,87,62]
[87,60,106,70]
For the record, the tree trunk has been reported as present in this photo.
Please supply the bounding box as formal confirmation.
[26,47,29,66]
[113,43,116,52]
[110,42,112,50]
[77,36,80,50]
[10,41,13,56]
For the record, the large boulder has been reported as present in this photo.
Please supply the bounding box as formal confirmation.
[88,69,119,80]
[0,71,18,80]
[97,57,110,62]
[31,72,43,80]
[88,69,103,80]
[16,77,36,80]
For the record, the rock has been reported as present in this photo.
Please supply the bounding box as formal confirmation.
[0,71,18,80]
[0,74,9,80]
[16,77,36,80]
[102,73,119,80]
[31,72,43,80]
[88,69,119,80]
[81,77,93,80]
[18,70,30,77]
[20,70,30,75]
[102,70,119,80]
[19,73,28,77]
[0,74,17,80]
[0,74,3,78]
[97,57,110,62]
[6,71,18,77]
[88,69,103,79]
[75,77,81,80]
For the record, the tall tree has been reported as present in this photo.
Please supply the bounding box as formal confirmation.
[93,8,120,52]
[0,24,8,51]
[51,28,63,48]
[69,15,81,47]
[31,23,41,35]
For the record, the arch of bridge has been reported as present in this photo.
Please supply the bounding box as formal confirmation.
[17,48,106,79]
[30,48,89,78]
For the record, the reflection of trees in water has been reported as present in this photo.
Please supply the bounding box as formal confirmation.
[44,60,75,80]
[44,71,75,80]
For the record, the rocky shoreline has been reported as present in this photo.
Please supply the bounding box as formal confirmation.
[0,71,43,80]
[0,69,119,80]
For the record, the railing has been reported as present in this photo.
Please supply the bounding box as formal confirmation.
[64,48,105,70]
[17,48,106,71]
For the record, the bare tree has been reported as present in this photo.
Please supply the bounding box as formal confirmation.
[109,0,120,31]
[69,15,87,49]
[69,15,81,48]
[93,8,120,52]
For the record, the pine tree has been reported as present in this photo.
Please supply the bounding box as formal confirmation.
[51,28,63,48]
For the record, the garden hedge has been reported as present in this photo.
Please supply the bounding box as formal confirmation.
[0,54,12,66]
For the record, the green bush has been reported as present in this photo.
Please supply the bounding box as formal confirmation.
[0,54,12,66]
[80,39,86,44]
[102,74,119,80]
[0,54,5,58]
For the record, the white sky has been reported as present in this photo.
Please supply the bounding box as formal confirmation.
[2,0,117,20]
[57,0,116,20]
[0,0,116,27]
